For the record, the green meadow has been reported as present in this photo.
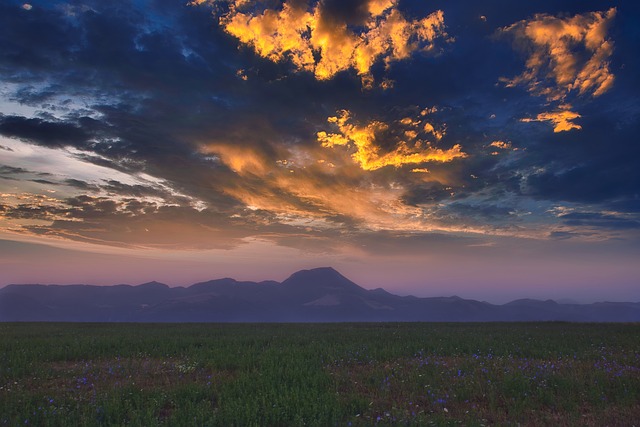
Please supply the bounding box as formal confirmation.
[1,322,639,426]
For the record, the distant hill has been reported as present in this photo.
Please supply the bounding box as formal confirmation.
[1,267,639,322]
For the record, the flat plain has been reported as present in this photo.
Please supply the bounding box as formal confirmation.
[1,322,639,426]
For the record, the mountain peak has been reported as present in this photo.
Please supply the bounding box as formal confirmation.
[287,267,340,278]
[137,281,168,288]
[284,267,347,284]
[281,267,364,294]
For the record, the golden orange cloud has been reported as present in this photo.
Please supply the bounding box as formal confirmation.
[501,8,616,101]
[194,123,483,237]
[317,110,466,171]
[203,143,273,175]
[489,140,512,150]
[212,0,447,88]
[198,140,429,232]
[521,108,582,133]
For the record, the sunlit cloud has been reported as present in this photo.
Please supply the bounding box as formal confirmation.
[198,130,480,238]
[200,0,447,88]
[0,199,252,250]
[489,141,512,150]
[0,138,206,208]
[500,8,616,102]
[204,143,273,175]
[521,108,582,133]
[0,138,218,247]
[199,140,405,230]
[487,140,514,156]
[317,109,466,171]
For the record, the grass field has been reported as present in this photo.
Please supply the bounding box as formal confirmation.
[1,322,639,426]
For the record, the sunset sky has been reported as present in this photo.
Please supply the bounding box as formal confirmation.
[1,0,639,303]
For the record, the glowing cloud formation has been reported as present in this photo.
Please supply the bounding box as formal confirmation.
[501,8,616,101]
[521,108,582,133]
[489,141,512,150]
[317,110,466,171]
[211,0,447,87]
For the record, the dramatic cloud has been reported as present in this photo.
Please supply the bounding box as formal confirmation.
[203,0,447,88]
[197,140,418,234]
[0,115,90,148]
[317,109,466,171]
[520,108,582,133]
[1,0,639,300]
[501,8,616,102]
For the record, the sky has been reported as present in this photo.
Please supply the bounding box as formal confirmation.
[1,0,639,303]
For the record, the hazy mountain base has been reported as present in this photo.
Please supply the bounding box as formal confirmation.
[1,267,639,322]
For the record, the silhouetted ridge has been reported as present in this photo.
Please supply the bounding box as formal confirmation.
[189,278,239,293]
[1,268,639,322]
[505,299,558,306]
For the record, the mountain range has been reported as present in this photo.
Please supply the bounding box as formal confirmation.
[1,267,639,322]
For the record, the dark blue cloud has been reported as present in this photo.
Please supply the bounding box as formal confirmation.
[0,115,89,147]
[561,212,640,230]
